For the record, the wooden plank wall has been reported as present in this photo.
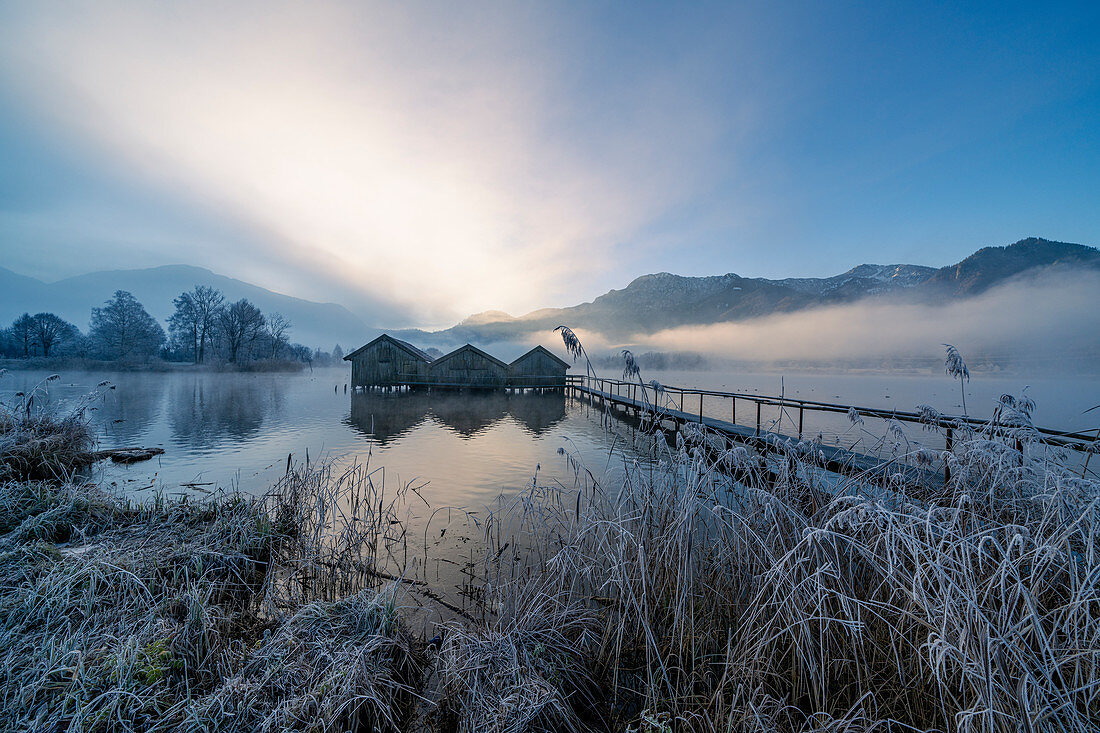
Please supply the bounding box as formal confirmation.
[508,351,568,387]
[427,350,506,387]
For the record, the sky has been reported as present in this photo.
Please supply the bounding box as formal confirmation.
[0,1,1097,329]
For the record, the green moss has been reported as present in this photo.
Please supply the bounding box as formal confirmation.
[134,638,174,685]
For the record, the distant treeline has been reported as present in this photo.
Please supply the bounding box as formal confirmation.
[595,350,709,371]
[0,287,347,369]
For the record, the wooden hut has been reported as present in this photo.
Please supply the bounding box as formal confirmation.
[345,334,570,390]
[508,345,571,387]
[427,344,508,388]
[344,334,432,388]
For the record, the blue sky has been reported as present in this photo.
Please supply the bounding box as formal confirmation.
[0,1,1097,327]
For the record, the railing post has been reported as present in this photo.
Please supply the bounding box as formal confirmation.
[756,400,761,437]
[679,390,684,413]
[699,393,704,423]
[732,396,736,426]
[798,404,804,439]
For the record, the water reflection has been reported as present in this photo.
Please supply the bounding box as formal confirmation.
[87,374,166,446]
[169,376,285,447]
[346,390,567,443]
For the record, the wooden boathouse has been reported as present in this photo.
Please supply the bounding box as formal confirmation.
[509,345,571,387]
[428,344,508,388]
[344,335,433,388]
[345,335,570,390]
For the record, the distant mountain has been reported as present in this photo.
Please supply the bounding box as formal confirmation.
[772,263,937,296]
[5,237,1093,355]
[0,264,372,350]
[919,237,1100,295]
[392,237,1099,347]
[458,310,517,326]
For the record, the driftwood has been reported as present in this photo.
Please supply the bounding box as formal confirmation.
[85,447,165,464]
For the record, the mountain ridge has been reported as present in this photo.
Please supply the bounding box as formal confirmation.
[390,237,1099,347]
[2,237,1095,353]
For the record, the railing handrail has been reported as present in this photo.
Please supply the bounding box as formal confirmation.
[565,374,1099,449]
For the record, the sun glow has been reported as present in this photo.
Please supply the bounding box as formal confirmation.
[0,2,720,325]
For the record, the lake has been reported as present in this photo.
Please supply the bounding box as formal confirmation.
[4,365,1098,500]
[2,367,653,503]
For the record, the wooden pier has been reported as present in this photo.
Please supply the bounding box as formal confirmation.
[565,374,1100,486]
[340,332,1099,485]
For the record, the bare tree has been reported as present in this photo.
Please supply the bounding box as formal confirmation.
[192,286,224,363]
[168,293,200,362]
[169,286,225,363]
[10,313,35,357]
[89,291,166,361]
[266,312,292,359]
[218,299,265,363]
[31,313,78,358]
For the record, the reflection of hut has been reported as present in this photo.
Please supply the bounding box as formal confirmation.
[347,390,566,442]
[505,392,567,435]
[345,335,432,388]
[508,346,570,388]
[427,344,508,388]
[347,391,431,443]
[430,391,509,437]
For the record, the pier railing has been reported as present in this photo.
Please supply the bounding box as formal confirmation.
[565,374,1100,456]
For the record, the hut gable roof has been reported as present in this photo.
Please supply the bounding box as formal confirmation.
[431,343,509,370]
[344,334,433,363]
[510,345,571,370]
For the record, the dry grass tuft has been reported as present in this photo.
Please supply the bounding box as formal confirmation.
[0,465,423,732]
[0,375,102,481]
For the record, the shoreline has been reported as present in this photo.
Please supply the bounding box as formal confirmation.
[0,357,314,373]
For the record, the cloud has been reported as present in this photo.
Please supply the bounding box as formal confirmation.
[629,268,1100,365]
[0,1,734,326]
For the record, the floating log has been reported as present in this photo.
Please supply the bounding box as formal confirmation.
[86,447,165,464]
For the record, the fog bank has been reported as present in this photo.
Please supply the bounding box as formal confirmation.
[626,269,1100,371]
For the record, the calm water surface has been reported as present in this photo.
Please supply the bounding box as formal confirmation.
[3,367,659,503]
[5,366,1099,499]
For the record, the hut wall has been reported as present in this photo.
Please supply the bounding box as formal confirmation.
[428,350,506,387]
[351,341,428,386]
[508,351,568,387]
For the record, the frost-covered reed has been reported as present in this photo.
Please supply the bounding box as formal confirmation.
[0,374,104,480]
[0,464,423,732]
[444,333,1100,731]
